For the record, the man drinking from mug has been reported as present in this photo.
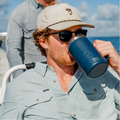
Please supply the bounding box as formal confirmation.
[0,3,120,120]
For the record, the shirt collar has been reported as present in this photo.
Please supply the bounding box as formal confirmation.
[32,0,44,9]
[68,66,84,92]
[34,62,83,78]
[34,62,55,77]
[35,62,48,76]
[35,62,84,93]
[32,0,61,9]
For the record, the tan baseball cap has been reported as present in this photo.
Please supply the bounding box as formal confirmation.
[37,3,95,31]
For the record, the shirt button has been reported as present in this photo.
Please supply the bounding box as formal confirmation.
[68,93,70,95]
[93,89,97,92]
[53,80,56,83]
[36,99,40,102]
[34,26,36,28]
[73,114,76,117]
[48,66,51,69]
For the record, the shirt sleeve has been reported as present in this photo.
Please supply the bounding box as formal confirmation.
[107,67,120,111]
[0,87,23,119]
[114,81,120,111]
[6,14,24,78]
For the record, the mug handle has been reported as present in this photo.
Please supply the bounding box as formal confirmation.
[105,55,109,61]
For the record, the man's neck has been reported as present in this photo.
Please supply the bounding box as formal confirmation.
[47,60,77,93]
[36,0,55,8]
[57,67,76,93]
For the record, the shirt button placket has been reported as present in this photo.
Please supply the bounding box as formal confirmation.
[36,99,40,102]
[93,89,97,92]
[73,114,76,117]
[53,80,56,83]
[48,66,51,70]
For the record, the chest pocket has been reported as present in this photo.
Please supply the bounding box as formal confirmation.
[24,21,37,38]
[24,90,59,119]
[25,91,52,107]
[80,81,107,101]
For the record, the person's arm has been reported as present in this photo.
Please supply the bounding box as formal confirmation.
[0,87,23,119]
[6,15,24,78]
[93,40,120,76]
[114,82,120,111]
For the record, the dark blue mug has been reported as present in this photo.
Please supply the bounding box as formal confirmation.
[68,35,108,78]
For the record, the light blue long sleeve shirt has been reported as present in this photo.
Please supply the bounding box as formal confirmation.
[0,62,120,120]
[6,0,61,78]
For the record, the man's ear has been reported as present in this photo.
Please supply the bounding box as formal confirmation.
[39,37,48,49]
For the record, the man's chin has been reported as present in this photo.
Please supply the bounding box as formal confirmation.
[70,55,75,61]
[66,58,77,66]
[60,58,76,66]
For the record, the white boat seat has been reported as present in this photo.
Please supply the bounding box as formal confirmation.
[1,63,35,103]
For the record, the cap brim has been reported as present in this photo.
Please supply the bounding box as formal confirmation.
[48,21,95,30]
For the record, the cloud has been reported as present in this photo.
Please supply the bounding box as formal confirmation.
[0,0,10,32]
[94,3,119,21]
[0,0,9,6]
[78,2,120,37]
[78,1,89,21]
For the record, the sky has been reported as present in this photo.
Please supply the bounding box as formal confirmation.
[0,0,119,37]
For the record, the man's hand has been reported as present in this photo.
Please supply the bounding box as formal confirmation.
[93,40,120,76]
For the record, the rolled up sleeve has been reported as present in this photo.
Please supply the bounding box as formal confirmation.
[114,81,120,110]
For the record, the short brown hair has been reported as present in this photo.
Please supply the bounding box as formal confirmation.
[33,28,51,57]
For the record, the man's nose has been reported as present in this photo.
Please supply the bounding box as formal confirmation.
[71,32,76,39]
[68,32,76,44]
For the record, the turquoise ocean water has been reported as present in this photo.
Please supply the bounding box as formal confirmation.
[1,37,120,54]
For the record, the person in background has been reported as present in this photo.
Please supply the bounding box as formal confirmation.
[6,0,61,78]
[1,3,120,120]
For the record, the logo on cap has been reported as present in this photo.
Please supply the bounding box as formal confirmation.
[66,8,72,15]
